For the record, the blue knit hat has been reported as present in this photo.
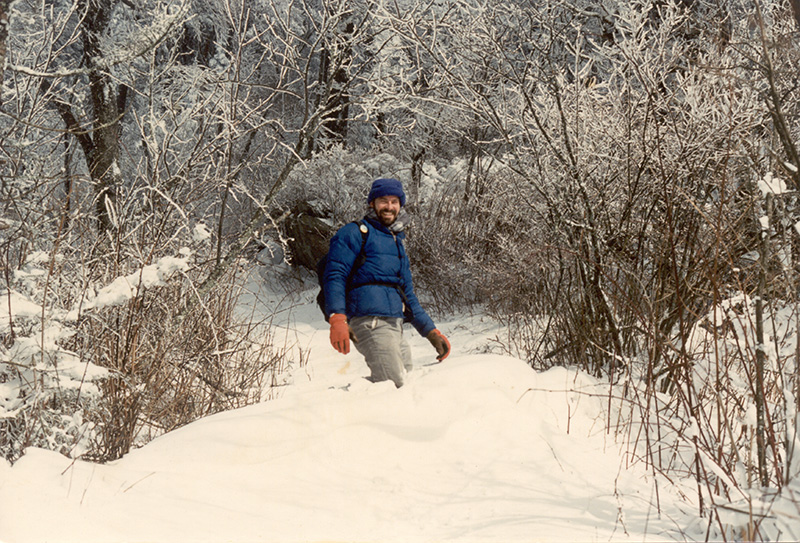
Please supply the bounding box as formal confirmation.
[367,178,406,207]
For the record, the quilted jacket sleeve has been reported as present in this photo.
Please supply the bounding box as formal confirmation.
[323,223,361,317]
[399,248,436,337]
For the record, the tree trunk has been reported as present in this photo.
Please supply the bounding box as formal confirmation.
[755,194,771,487]
[411,148,425,203]
[317,10,353,148]
[81,0,122,232]
[0,0,9,108]
[0,0,8,65]
[790,0,800,32]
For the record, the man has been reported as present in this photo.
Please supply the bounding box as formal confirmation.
[323,178,451,387]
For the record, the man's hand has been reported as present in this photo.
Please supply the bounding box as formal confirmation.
[427,329,451,361]
[330,314,351,354]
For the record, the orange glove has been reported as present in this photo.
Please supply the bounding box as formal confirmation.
[330,314,350,354]
[426,329,451,361]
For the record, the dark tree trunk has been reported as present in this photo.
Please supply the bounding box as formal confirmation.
[0,0,9,108]
[323,48,351,143]
[791,0,800,31]
[0,0,8,63]
[80,0,122,232]
[318,14,353,147]
[411,148,425,203]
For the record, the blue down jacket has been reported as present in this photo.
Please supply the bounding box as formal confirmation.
[323,217,436,337]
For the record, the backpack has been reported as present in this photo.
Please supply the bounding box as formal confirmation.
[316,220,369,322]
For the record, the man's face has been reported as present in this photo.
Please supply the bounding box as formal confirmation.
[370,195,401,226]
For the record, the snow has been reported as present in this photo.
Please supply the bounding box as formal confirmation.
[77,254,190,312]
[0,290,42,325]
[0,269,702,543]
[758,172,790,196]
[192,223,211,243]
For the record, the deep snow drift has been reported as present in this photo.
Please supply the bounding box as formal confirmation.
[0,269,701,542]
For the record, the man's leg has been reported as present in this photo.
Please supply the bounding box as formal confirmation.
[400,329,412,372]
[351,316,408,387]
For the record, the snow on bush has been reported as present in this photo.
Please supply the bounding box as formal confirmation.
[72,253,191,313]
[680,294,800,539]
[278,146,406,223]
[1,252,192,462]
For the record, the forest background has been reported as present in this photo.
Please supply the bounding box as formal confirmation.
[1,0,800,540]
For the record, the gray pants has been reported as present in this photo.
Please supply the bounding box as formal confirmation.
[350,316,412,387]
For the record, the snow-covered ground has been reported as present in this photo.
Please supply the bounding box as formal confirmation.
[0,267,703,543]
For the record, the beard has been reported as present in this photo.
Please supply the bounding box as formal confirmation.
[377,209,397,225]
[366,208,409,233]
